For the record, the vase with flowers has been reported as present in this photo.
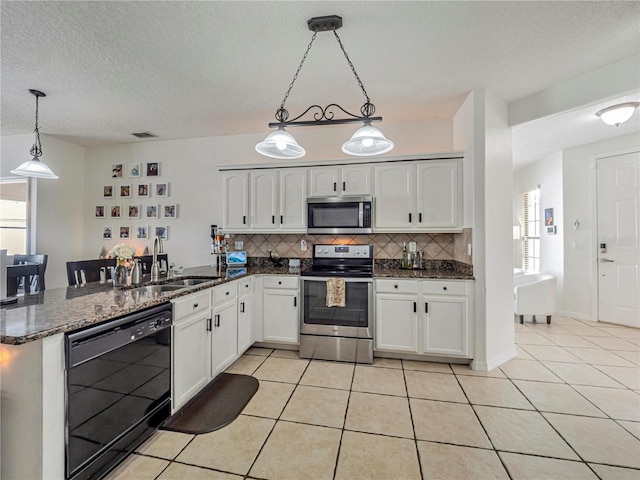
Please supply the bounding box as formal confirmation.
[108,243,136,287]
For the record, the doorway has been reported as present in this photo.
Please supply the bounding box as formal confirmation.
[596,151,640,327]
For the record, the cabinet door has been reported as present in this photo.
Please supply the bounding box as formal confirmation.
[422,296,469,356]
[341,165,373,195]
[263,289,299,343]
[238,292,253,354]
[173,310,211,410]
[416,160,461,230]
[374,163,415,230]
[309,167,339,197]
[375,293,419,352]
[222,172,250,231]
[251,171,278,230]
[212,300,238,375]
[279,168,307,231]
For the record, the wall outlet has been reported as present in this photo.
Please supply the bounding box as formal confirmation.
[408,241,417,252]
[467,243,472,256]
[235,240,243,250]
[300,239,307,252]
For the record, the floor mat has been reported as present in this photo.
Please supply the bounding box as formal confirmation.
[161,373,259,434]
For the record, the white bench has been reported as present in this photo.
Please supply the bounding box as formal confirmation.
[514,274,557,324]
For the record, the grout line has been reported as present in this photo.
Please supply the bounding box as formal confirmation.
[332,360,357,480]
[402,360,425,480]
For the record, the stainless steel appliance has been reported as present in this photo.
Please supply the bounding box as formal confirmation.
[300,244,374,363]
[307,196,373,234]
[65,303,172,480]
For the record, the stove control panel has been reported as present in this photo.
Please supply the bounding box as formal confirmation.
[313,244,372,259]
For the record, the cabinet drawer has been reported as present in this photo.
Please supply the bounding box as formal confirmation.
[173,290,211,320]
[376,279,418,294]
[236,277,253,293]
[212,283,237,304]
[262,276,299,290]
[420,280,469,296]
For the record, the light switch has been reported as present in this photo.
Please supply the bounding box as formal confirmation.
[300,239,308,252]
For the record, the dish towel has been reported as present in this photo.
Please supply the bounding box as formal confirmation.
[326,277,346,307]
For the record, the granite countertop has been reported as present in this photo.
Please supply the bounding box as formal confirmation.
[1,261,471,346]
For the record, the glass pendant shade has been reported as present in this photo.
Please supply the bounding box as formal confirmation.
[255,127,305,159]
[596,102,639,126]
[11,157,59,179]
[342,122,394,156]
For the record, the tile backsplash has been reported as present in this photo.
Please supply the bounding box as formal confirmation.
[228,228,472,265]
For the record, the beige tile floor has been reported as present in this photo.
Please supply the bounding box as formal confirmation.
[108,315,640,479]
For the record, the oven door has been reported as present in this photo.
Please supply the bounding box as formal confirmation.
[300,276,373,339]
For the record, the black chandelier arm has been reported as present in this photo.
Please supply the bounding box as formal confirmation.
[269,103,381,128]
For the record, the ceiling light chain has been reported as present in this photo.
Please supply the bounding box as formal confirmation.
[332,30,371,106]
[30,91,43,159]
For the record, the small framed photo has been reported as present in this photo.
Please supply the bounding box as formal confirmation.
[145,205,158,218]
[156,182,169,197]
[155,226,168,240]
[110,205,121,218]
[545,208,554,226]
[146,162,160,177]
[95,206,105,218]
[128,205,140,218]
[119,226,130,239]
[112,164,123,178]
[163,204,177,218]
[137,183,150,197]
[102,226,113,239]
[103,185,114,198]
[120,185,131,198]
[128,163,141,178]
[136,226,149,240]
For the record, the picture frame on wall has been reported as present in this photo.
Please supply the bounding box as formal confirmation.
[103,185,114,198]
[137,183,150,197]
[95,206,105,218]
[155,226,168,240]
[119,226,130,239]
[120,185,131,198]
[545,208,554,226]
[146,162,159,177]
[112,164,123,178]
[128,163,141,178]
[110,205,121,218]
[102,226,113,239]
[145,205,158,218]
[136,226,148,239]
[128,205,140,218]
[156,183,169,197]
[163,204,177,218]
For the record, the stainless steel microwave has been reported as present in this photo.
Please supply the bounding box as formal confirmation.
[307,196,373,234]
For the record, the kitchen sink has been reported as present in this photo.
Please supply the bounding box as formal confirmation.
[166,278,214,286]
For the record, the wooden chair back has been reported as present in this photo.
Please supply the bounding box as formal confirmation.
[134,254,168,274]
[66,258,116,286]
[11,254,48,292]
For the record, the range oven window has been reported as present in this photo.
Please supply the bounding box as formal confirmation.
[303,280,369,328]
[308,201,361,228]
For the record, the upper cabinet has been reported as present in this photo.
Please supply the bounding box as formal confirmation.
[309,165,373,197]
[374,159,462,232]
[222,171,250,231]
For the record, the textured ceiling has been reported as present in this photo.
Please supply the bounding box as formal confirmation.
[2,1,639,168]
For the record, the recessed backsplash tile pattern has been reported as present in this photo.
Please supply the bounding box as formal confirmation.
[228,228,472,265]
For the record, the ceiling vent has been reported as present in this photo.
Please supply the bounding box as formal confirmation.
[131,132,157,139]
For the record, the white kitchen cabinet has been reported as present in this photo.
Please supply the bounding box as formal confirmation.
[262,275,299,344]
[309,165,373,197]
[251,170,278,230]
[222,171,250,231]
[237,278,253,354]
[374,159,462,232]
[279,168,307,231]
[375,293,419,353]
[211,284,238,375]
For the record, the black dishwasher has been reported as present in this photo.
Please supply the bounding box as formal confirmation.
[65,303,172,480]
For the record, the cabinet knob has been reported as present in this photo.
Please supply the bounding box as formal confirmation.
[193,303,199,309]
[443,286,447,291]
[394,284,398,289]
[226,291,230,295]
[278,281,282,285]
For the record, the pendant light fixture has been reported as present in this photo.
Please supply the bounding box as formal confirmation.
[256,15,393,159]
[596,102,640,127]
[10,89,59,179]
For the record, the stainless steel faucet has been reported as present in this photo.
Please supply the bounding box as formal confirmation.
[151,236,163,281]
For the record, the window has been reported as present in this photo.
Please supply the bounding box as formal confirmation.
[521,187,540,274]
[0,179,28,254]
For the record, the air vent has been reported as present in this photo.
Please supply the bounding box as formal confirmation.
[131,132,157,138]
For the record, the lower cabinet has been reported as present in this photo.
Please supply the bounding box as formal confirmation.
[375,278,472,358]
[211,297,238,376]
[262,275,299,344]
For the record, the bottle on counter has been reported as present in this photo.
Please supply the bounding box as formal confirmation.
[401,242,409,269]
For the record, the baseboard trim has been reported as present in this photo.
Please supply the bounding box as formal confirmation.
[472,348,517,372]
[556,309,592,322]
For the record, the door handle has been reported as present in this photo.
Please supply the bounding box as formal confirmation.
[294,297,297,307]
[409,213,412,223]
[413,302,417,313]
[343,181,346,191]
[272,215,275,224]
[206,318,212,331]
[280,215,284,224]
[215,314,220,327]
[419,213,422,223]
[242,215,246,224]
[600,258,614,263]
[241,302,245,313]
[333,182,337,192]
[425,302,429,314]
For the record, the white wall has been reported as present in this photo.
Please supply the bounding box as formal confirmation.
[83,119,453,268]
[562,133,640,320]
[1,134,85,288]
[513,151,564,309]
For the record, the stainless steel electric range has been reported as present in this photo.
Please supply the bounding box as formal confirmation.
[299,244,373,364]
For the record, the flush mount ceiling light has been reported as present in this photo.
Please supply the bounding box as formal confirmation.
[256,15,394,159]
[596,102,640,127]
[10,89,58,179]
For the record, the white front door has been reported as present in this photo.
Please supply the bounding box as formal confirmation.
[597,151,640,328]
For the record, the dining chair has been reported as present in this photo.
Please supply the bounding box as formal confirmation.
[6,263,42,296]
[12,254,48,292]
[134,254,168,274]
[66,258,116,286]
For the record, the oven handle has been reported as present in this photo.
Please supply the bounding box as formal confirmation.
[301,276,373,284]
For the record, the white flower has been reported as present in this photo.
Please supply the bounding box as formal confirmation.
[108,243,136,261]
